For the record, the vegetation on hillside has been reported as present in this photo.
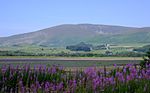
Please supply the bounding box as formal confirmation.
[0,24,150,46]
[0,50,144,57]
[0,43,148,57]
[66,42,92,51]
[133,45,150,52]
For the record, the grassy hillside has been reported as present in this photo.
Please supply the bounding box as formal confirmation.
[0,24,150,47]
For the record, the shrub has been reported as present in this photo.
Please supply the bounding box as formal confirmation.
[140,49,150,68]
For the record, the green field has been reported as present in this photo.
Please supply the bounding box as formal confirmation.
[0,43,147,57]
[0,57,142,67]
[0,43,145,68]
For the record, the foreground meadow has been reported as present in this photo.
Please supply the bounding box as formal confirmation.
[0,64,150,93]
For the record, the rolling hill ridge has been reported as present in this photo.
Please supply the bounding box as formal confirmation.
[0,24,150,47]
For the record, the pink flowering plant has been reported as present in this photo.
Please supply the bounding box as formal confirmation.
[0,63,150,93]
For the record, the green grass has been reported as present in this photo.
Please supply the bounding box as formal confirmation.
[0,58,141,67]
[0,43,145,55]
[0,56,142,60]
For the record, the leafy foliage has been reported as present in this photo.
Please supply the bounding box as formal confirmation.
[0,64,150,92]
[66,42,92,51]
[140,49,150,68]
[133,45,150,52]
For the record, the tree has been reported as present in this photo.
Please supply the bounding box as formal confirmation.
[66,42,91,52]
[140,49,150,68]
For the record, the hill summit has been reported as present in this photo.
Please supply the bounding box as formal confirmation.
[0,24,150,47]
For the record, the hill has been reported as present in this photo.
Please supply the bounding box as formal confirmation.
[0,24,150,47]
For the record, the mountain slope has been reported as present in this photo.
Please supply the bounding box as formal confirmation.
[0,24,150,47]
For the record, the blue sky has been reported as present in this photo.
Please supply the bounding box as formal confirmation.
[0,0,150,37]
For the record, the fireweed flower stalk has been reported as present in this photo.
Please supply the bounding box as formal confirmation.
[0,64,150,92]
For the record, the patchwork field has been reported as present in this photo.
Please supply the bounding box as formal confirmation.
[0,57,142,67]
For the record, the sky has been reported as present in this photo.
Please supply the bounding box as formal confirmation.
[0,0,150,37]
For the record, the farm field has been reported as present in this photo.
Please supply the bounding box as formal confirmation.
[0,57,142,67]
[0,43,146,56]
